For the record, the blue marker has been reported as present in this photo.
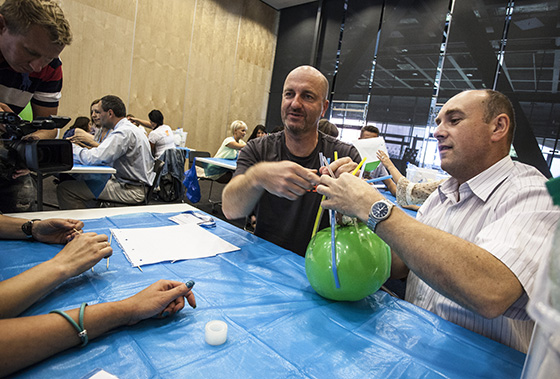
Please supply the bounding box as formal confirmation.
[186,280,195,289]
[366,175,392,184]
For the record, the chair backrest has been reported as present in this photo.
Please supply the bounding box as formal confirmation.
[188,151,211,168]
[145,159,165,204]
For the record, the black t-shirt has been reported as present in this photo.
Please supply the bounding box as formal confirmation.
[235,131,361,256]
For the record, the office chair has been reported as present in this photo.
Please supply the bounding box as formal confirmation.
[144,159,165,204]
[99,159,164,207]
[189,151,231,212]
[154,148,186,202]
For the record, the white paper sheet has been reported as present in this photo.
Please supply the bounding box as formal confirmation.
[352,137,388,171]
[111,224,240,267]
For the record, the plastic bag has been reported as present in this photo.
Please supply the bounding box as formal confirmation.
[183,158,201,203]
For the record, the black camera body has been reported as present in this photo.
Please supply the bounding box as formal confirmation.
[0,112,73,181]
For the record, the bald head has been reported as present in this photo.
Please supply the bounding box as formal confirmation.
[285,65,329,101]
[281,65,330,138]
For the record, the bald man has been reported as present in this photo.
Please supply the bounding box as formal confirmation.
[222,65,361,256]
[316,89,560,352]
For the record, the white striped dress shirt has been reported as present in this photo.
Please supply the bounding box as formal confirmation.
[406,156,560,352]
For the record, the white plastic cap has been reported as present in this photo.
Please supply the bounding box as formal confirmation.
[205,320,228,346]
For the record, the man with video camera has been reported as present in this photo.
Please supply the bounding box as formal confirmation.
[0,0,72,212]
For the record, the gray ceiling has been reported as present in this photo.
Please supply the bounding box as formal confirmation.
[261,0,560,140]
[260,0,316,11]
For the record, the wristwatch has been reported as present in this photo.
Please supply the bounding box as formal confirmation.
[366,200,394,233]
[22,219,41,238]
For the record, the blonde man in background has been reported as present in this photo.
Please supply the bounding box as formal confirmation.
[0,0,72,213]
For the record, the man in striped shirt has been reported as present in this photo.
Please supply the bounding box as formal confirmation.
[317,89,560,352]
[0,0,72,212]
[0,0,72,133]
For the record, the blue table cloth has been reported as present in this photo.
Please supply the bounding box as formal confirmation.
[1,211,524,378]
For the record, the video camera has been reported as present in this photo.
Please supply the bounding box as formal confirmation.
[0,112,73,181]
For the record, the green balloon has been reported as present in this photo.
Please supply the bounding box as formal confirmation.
[305,222,391,301]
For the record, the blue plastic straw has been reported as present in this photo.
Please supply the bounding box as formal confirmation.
[330,209,340,288]
[366,175,392,184]
[319,152,340,288]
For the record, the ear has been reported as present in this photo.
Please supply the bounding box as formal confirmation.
[490,113,510,143]
[321,99,329,117]
[0,15,7,34]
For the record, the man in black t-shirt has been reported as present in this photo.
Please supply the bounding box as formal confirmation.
[222,65,360,256]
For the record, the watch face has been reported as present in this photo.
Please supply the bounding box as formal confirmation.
[372,202,389,218]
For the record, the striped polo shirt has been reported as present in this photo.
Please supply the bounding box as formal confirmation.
[0,58,63,114]
[407,156,560,352]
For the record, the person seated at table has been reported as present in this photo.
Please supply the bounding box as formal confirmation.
[68,99,112,149]
[318,119,339,138]
[0,214,110,318]
[0,278,196,376]
[316,89,560,352]
[222,65,361,257]
[128,110,175,159]
[359,124,379,140]
[357,125,397,196]
[245,124,267,232]
[247,124,267,142]
[62,116,91,139]
[205,120,248,179]
[57,95,155,209]
[126,113,149,137]
[376,150,445,210]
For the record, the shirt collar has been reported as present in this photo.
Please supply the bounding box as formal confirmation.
[114,117,130,130]
[437,156,513,203]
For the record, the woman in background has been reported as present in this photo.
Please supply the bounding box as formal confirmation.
[62,116,91,139]
[216,120,248,157]
[247,124,266,142]
[128,110,174,158]
[244,124,266,232]
[205,120,247,179]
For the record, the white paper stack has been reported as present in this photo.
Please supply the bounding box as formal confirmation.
[111,224,240,267]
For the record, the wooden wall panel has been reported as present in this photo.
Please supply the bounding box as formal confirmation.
[232,0,278,134]
[59,0,136,118]
[183,0,243,155]
[127,0,195,128]
[56,0,278,154]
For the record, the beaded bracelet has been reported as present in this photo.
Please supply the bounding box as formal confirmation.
[50,302,89,347]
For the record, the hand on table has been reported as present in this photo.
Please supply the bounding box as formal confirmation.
[33,218,85,244]
[50,232,112,277]
[121,280,197,325]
